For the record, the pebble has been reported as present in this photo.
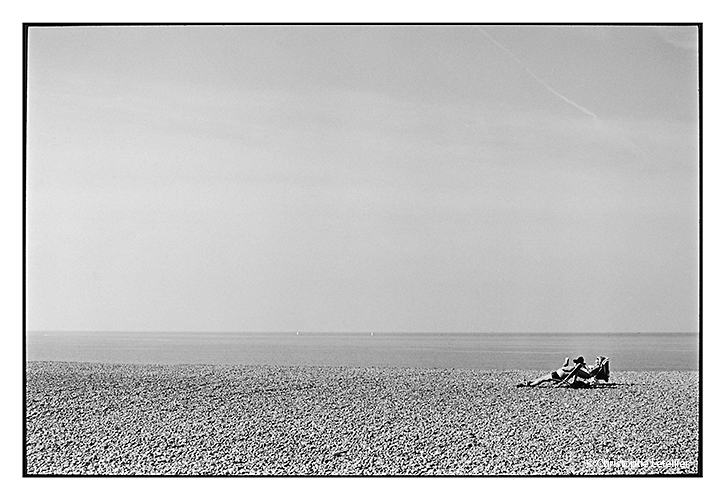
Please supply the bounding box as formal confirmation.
[25,362,699,475]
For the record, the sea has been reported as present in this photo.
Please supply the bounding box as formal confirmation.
[25,331,699,371]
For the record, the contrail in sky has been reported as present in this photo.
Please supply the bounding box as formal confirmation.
[475,26,600,122]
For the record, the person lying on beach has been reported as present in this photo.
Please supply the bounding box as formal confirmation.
[520,356,594,387]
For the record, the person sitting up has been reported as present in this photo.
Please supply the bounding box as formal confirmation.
[520,356,594,387]
[589,356,610,382]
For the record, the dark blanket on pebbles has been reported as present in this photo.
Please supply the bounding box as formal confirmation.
[25,361,699,476]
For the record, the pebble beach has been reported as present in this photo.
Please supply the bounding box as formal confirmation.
[25,361,699,476]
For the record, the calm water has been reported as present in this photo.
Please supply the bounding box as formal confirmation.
[25,331,698,371]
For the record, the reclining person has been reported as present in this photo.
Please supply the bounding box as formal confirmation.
[521,356,594,387]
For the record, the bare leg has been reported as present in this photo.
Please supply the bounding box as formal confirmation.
[527,374,554,387]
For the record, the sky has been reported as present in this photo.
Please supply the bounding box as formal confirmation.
[25,25,700,333]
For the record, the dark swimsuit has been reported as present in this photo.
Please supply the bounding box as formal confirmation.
[551,370,562,380]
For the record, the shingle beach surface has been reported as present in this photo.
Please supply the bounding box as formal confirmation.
[25,362,699,475]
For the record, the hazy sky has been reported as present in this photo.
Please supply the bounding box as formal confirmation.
[26,25,699,333]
